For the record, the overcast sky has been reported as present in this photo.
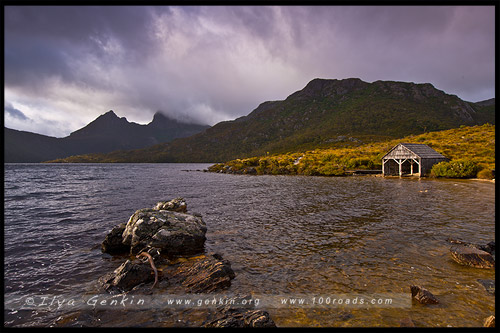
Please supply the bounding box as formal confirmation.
[4,5,495,137]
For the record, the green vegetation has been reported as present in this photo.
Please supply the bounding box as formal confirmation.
[208,124,495,179]
[430,160,480,178]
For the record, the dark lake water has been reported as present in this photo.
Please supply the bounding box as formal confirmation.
[4,163,495,327]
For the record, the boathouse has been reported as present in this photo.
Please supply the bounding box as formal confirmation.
[382,143,448,177]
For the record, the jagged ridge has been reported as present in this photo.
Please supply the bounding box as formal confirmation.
[4,111,209,162]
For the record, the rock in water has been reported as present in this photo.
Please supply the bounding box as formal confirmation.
[449,245,495,269]
[122,209,207,255]
[169,253,236,293]
[477,279,495,295]
[410,285,439,304]
[153,197,187,212]
[446,238,495,255]
[399,317,416,327]
[204,307,276,327]
[101,223,128,254]
[481,241,495,256]
[99,259,154,292]
[102,198,205,256]
[484,315,495,327]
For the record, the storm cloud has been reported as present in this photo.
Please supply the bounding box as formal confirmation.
[4,6,495,137]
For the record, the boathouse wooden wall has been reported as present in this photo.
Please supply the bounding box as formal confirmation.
[382,143,448,177]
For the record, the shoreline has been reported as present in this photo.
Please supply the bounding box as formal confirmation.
[206,167,495,182]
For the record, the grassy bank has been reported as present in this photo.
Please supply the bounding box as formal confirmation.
[208,124,495,179]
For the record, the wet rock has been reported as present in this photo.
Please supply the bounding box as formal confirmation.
[102,198,205,256]
[484,315,495,327]
[169,253,236,293]
[243,167,257,175]
[410,285,439,304]
[335,311,353,321]
[98,259,155,293]
[50,310,101,327]
[477,279,495,295]
[122,208,207,255]
[137,246,169,266]
[204,307,276,328]
[153,197,187,213]
[482,241,496,256]
[399,317,415,327]
[449,245,495,269]
[101,223,128,254]
[446,238,495,255]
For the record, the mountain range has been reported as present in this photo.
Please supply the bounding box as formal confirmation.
[4,111,209,162]
[45,78,495,163]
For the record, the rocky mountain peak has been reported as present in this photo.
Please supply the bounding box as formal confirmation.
[288,78,368,100]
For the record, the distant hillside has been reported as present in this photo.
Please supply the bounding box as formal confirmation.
[46,78,495,163]
[4,128,67,163]
[208,124,495,177]
[4,111,209,162]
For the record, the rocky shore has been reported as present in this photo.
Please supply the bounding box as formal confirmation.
[52,198,275,327]
[50,199,495,327]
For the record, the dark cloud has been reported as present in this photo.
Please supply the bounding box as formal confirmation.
[5,102,29,120]
[4,6,495,137]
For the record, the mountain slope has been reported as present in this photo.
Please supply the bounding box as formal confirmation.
[4,111,209,162]
[46,78,495,163]
[4,128,67,163]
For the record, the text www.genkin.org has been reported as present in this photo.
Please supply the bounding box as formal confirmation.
[6,293,411,312]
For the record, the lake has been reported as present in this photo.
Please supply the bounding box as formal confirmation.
[4,163,495,327]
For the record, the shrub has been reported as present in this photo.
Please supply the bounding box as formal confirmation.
[477,168,494,179]
[207,163,225,172]
[430,159,479,178]
[317,164,345,176]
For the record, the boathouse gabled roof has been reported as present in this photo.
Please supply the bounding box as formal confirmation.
[382,143,447,160]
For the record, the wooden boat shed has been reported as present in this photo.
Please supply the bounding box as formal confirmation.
[382,143,448,177]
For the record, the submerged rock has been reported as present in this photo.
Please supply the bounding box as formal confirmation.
[484,315,495,327]
[446,238,495,255]
[204,306,276,328]
[410,285,439,304]
[449,245,495,269]
[477,279,495,295]
[399,317,416,327]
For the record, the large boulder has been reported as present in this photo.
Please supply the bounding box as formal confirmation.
[122,209,207,255]
[449,245,495,269]
[98,252,236,296]
[101,198,207,256]
[169,253,236,293]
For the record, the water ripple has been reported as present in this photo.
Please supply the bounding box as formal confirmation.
[4,164,495,327]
